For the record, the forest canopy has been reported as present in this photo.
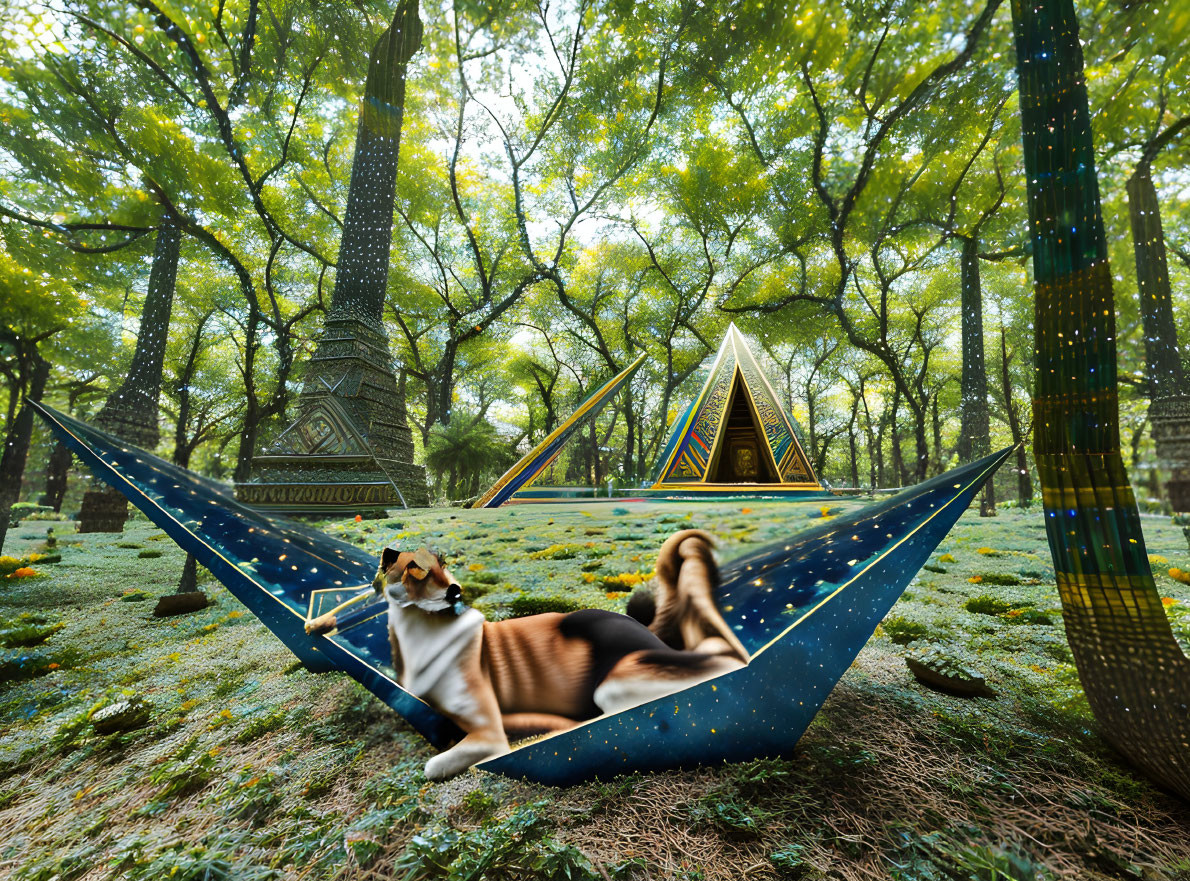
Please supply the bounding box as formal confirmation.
[1,0,1187,504]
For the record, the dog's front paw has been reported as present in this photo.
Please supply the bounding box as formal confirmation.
[424,739,509,781]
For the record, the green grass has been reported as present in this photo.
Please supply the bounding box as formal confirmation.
[1,505,1188,880]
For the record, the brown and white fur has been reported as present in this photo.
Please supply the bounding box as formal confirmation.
[374,530,748,780]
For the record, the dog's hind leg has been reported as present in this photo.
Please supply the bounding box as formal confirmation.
[501,713,578,739]
[592,650,744,715]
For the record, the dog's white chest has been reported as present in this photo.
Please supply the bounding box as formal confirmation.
[389,605,485,711]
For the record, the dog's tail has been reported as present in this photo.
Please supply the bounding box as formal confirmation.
[648,529,749,663]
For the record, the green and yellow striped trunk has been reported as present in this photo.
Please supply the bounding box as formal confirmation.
[1011,0,1190,797]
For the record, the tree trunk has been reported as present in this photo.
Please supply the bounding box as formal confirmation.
[848,395,860,489]
[623,391,637,484]
[39,440,72,512]
[1012,0,1190,798]
[1128,166,1186,401]
[1127,164,1190,549]
[957,235,994,514]
[1014,444,1033,505]
[930,393,942,476]
[888,389,905,486]
[0,351,50,552]
[998,323,1033,504]
[910,398,929,483]
[874,406,887,489]
[234,405,262,483]
[79,221,181,533]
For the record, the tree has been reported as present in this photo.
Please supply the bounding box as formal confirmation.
[77,220,181,532]
[1011,0,1190,798]
[390,0,693,439]
[0,0,390,482]
[424,412,514,501]
[0,223,106,550]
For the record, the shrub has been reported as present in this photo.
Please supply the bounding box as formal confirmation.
[882,616,932,645]
[0,614,64,648]
[0,553,58,577]
[461,580,496,599]
[7,502,52,527]
[965,596,1017,616]
[527,543,586,560]
[507,594,583,617]
[0,645,81,682]
[236,709,289,744]
[1003,608,1054,626]
[601,571,649,589]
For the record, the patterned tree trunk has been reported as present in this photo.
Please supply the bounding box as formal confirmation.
[78,221,181,532]
[1011,0,1190,798]
[39,440,72,512]
[1127,166,1190,551]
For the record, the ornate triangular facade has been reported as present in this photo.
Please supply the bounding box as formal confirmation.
[652,325,820,491]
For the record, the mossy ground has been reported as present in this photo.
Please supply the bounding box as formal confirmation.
[2,500,1189,880]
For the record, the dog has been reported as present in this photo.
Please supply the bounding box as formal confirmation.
[359,530,747,780]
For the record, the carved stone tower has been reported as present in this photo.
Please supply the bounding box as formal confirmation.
[235,0,428,512]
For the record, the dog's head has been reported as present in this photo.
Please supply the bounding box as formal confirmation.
[374,546,464,614]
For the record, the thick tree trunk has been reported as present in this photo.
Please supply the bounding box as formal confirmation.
[911,399,929,483]
[958,235,994,514]
[1128,167,1186,401]
[930,393,942,475]
[1013,0,1190,797]
[1014,444,1032,505]
[0,352,50,552]
[234,408,261,484]
[79,221,181,533]
[888,389,906,486]
[874,407,887,489]
[39,440,72,512]
[1127,164,1190,549]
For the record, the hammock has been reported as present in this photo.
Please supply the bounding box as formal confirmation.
[33,401,1008,785]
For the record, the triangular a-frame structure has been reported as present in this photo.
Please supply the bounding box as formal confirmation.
[652,325,820,492]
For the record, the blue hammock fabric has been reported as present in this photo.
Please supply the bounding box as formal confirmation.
[33,402,1008,784]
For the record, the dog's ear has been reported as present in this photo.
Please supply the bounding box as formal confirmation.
[380,546,399,574]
